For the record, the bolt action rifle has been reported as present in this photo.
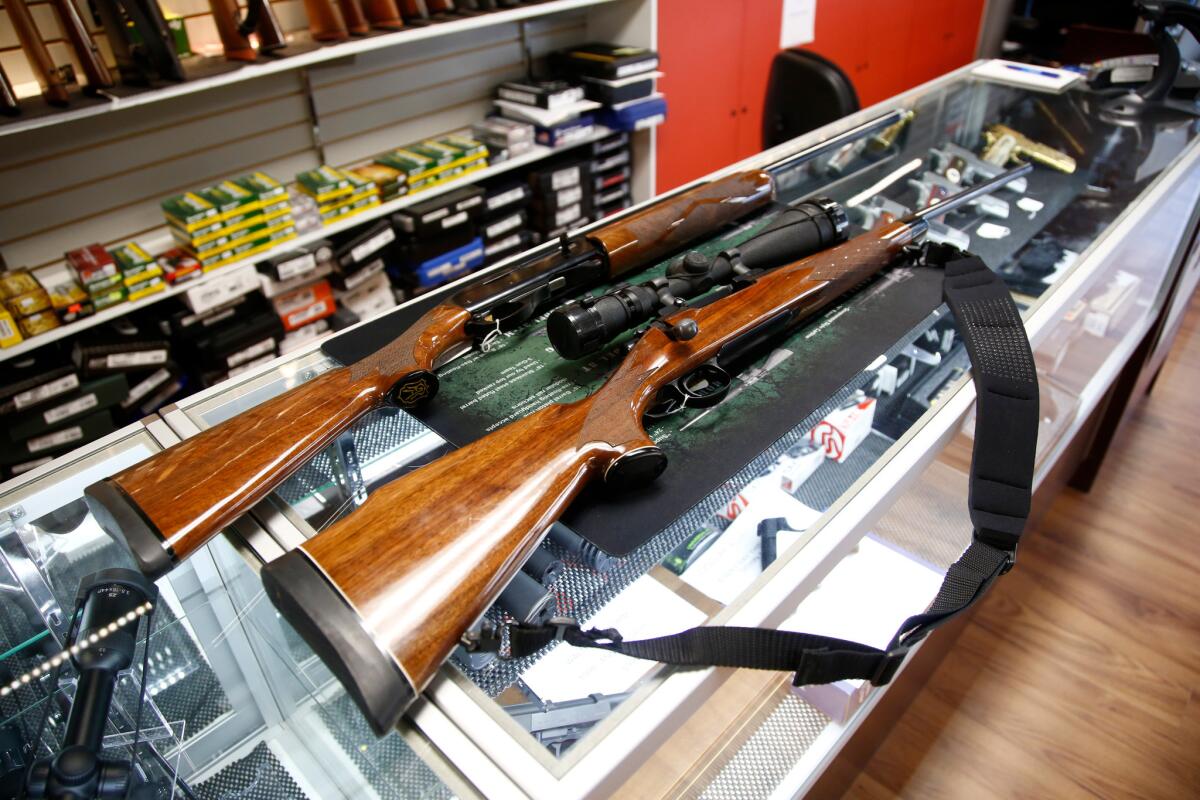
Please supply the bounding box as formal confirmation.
[84,111,909,579]
[254,164,1033,736]
[4,0,73,106]
[209,0,289,61]
[48,0,115,94]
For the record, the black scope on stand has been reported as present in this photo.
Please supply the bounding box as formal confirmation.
[547,198,849,359]
[24,569,157,800]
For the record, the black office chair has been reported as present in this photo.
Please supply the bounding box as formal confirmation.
[762,49,860,148]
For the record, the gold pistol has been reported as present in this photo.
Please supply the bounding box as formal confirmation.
[982,124,1076,174]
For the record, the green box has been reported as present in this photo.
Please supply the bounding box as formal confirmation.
[161,192,217,231]
[234,171,288,203]
[90,286,127,311]
[296,166,353,204]
[198,180,260,218]
[110,242,155,274]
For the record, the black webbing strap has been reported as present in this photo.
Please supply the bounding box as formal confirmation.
[506,249,1040,689]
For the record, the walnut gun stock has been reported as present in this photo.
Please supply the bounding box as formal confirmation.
[4,0,72,106]
[361,0,406,29]
[337,0,371,35]
[304,0,350,41]
[260,165,1031,735]
[210,0,260,61]
[84,170,773,578]
[48,0,115,94]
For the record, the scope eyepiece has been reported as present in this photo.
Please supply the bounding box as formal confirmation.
[547,284,660,359]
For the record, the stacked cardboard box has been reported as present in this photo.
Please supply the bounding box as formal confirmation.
[296,166,381,226]
[374,135,489,199]
[550,43,666,133]
[527,158,591,242]
[480,181,532,266]
[0,270,57,344]
[161,173,297,272]
[389,185,486,292]
[585,133,634,220]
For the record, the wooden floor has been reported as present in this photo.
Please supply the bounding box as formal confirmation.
[842,297,1200,799]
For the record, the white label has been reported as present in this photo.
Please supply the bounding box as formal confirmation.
[123,368,171,407]
[0,316,15,341]
[635,113,665,130]
[555,204,582,228]
[487,186,526,212]
[556,186,584,208]
[227,337,277,368]
[780,0,816,48]
[202,308,237,328]
[485,214,522,240]
[499,88,538,105]
[28,426,83,453]
[485,233,523,257]
[276,252,317,281]
[551,167,581,190]
[342,259,385,291]
[593,152,630,172]
[14,374,79,410]
[440,211,469,230]
[350,228,396,264]
[44,393,98,425]
[275,287,317,315]
[106,350,168,369]
[615,58,658,78]
[419,207,450,225]
[598,186,630,205]
[288,299,332,329]
[546,87,586,110]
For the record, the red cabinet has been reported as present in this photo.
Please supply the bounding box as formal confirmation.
[656,0,986,192]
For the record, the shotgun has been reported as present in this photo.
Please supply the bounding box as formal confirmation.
[47,0,115,94]
[0,64,19,115]
[304,0,351,41]
[259,164,1033,736]
[83,111,908,580]
[4,0,73,106]
[93,0,185,84]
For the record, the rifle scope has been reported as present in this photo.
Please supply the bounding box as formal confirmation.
[547,198,848,359]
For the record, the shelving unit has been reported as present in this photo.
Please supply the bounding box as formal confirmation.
[0,0,621,140]
[0,124,619,363]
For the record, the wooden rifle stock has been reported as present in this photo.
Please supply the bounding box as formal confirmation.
[361,0,406,29]
[84,171,772,578]
[4,0,72,106]
[47,0,114,93]
[261,217,926,735]
[305,0,350,40]
[337,0,371,34]
[0,64,19,115]
[209,0,259,61]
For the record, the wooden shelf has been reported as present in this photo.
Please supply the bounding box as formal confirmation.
[0,0,620,140]
[0,125,619,364]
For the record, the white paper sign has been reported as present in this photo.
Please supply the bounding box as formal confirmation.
[780,0,817,48]
[680,477,822,605]
[520,576,707,703]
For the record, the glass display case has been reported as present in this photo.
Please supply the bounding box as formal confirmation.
[0,422,483,799]
[5,61,1200,798]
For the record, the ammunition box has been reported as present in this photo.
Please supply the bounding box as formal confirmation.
[161,192,218,232]
[90,286,127,312]
[392,185,484,238]
[73,338,171,377]
[409,142,457,167]
[0,309,22,348]
[17,310,60,337]
[0,362,80,415]
[436,135,488,161]
[296,166,355,204]
[49,281,87,311]
[233,171,288,203]
[86,273,125,297]
[317,187,379,216]
[320,195,381,225]
[9,374,128,441]
[157,249,203,284]
[65,245,120,287]
[109,241,155,274]
[272,279,336,332]
[482,210,527,243]
[6,409,115,459]
[127,275,167,302]
[0,270,42,299]
[484,183,532,218]
[484,230,532,264]
[198,180,262,220]
[6,287,51,318]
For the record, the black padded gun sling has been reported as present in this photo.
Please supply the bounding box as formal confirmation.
[505,250,1040,690]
